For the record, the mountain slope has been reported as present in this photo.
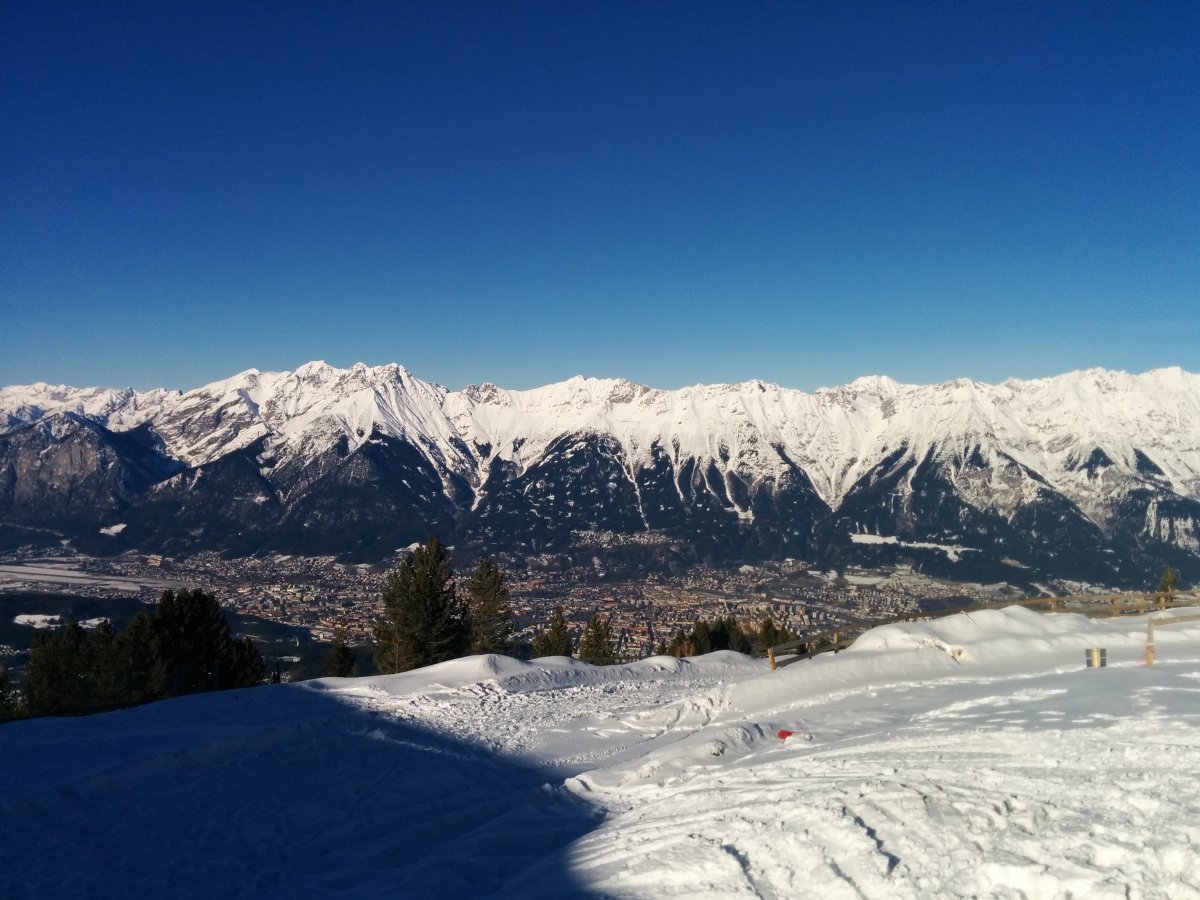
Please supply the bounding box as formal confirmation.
[4,607,1200,897]
[2,363,1199,583]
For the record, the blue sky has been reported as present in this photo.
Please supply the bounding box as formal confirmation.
[2,2,1197,392]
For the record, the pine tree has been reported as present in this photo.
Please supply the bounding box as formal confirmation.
[325,631,357,677]
[466,558,514,655]
[85,620,127,709]
[1158,566,1178,603]
[373,538,469,673]
[0,666,22,722]
[578,614,616,666]
[120,607,170,703]
[690,620,712,655]
[146,588,266,696]
[227,635,268,688]
[709,616,752,654]
[753,615,791,654]
[531,607,573,658]
[26,620,91,715]
[665,629,690,657]
[22,591,264,718]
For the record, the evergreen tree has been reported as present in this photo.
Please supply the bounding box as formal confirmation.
[709,616,752,654]
[227,634,269,688]
[23,590,264,718]
[373,538,468,673]
[578,614,616,666]
[0,666,22,722]
[85,620,128,709]
[466,558,514,655]
[531,607,573,657]
[25,619,129,715]
[146,588,266,696]
[753,615,792,654]
[325,631,357,678]
[1158,566,1178,603]
[27,620,91,715]
[120,608,169,703]
[690,620,712,655]
[664,629,690,657]
[662,617,754,659]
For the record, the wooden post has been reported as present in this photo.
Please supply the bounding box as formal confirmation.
[1145,613,1200,667]
[768,647,776,671]
[1050,598,1059,612]
[1138,594,1146,615]
[1114,596,1122,616]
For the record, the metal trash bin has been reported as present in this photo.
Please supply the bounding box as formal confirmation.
[1085,647,1107,668]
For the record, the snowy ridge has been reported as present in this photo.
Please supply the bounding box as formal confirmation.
[4,361,1198,507]
[6,606,1200,896]
[3,362,1200,574]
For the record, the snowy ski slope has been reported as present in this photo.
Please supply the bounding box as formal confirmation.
[4,606,1200,897]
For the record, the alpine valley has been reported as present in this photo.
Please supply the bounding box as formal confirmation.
[2,362,1198,588]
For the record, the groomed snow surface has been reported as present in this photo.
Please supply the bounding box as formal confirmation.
[5,607,1200,898]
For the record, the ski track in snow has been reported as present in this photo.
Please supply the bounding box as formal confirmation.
[6,611,1200,897]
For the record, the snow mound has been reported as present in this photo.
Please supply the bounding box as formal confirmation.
[322,651,766,701]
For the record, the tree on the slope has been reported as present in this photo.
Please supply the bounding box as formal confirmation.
[753,615,792,654]
[25,620,122,715]
[142,588,267,697]
[325,631,357,678]
[661,616,754,658]
[1158,566,1178,604]
[691,620,712,655]
[22,590,265,718]
[25,617,138,715]
[373,538,469,673]
[26,620,87,715]
[656,629,684,656]
[709,616,753,654]
[531,608,573,658]
[0,666,23,722]
[661,628,691,657]
[466,558,514,655]
[84,620,127,705]
[578,614,616,666]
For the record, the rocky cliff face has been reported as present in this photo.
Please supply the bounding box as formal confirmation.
[3,363,1199,586]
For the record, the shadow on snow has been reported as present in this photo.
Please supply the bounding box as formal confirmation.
[0,682,605,899]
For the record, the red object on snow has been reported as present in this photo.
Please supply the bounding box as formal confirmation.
[777,729,795,740]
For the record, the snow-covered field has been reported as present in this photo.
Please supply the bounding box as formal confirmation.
[5,607,1200,898]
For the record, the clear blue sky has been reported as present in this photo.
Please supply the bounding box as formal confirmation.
[2,1,1197,392]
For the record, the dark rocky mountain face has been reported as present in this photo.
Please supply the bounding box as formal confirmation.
[466,435,830,568]
[2,364,1198,589]
[0,422,1185,589]
[0,415,181,536]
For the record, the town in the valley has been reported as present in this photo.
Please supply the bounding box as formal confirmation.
[0,533,1053,668]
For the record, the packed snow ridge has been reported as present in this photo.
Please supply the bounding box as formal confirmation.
[6,605,1200,897]
[3,362,1200,512]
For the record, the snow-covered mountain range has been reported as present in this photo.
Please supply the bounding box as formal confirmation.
[3,362,1199,585]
